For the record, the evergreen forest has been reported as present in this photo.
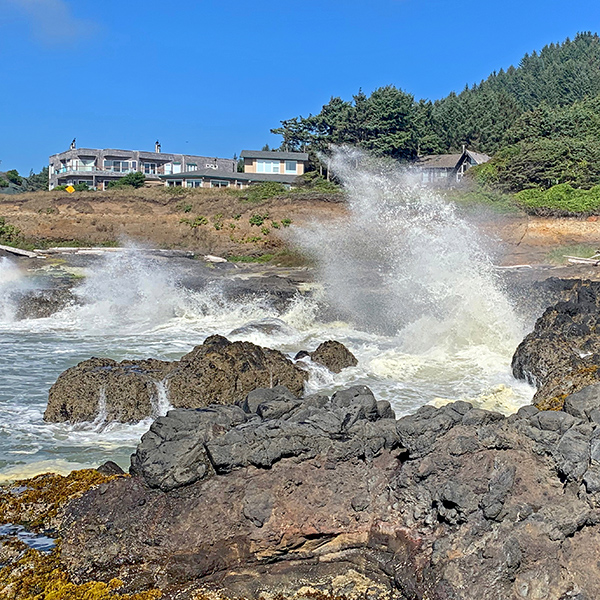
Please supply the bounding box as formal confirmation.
[272,32,600,197]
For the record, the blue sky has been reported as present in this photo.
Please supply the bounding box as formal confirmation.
[1,0,600,174]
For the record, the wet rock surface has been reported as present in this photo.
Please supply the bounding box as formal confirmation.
[512,279,600,408]
[44,357,172,423]
[14,286,78,319]
[130,384,395,491]
[45,335,308,423]
[301,340,359,373]
[59,386,600,600]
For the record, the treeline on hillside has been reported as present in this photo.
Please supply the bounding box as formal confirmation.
[470,96,600,191]
[272,32,600,192]
[0,167,48,193]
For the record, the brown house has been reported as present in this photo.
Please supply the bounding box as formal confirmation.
[415,148,491,185]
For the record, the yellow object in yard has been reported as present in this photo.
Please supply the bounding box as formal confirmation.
[65,185,75,193]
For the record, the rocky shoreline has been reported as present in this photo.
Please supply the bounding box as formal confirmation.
[7,277,600,598]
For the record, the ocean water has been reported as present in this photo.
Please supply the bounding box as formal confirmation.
[0,153,535,481]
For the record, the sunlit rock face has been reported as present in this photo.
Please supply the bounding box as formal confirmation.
[60,385,600,600]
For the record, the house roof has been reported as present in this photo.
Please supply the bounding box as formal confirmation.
[415,154,463,169]
[415,149,491,169]
[159,170,299,184]
[240,150,309,161]
[466,151,491,164]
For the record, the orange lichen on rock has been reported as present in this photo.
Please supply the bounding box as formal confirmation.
[0,469,160,599]
[534,394,568,411]
[0,469,124,529]
[0,545,161,600]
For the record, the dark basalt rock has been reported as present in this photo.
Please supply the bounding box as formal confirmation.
[59,387,600,600]
[96,461,125,476]
[512,280,600,408]
[130,384,398,491]
[221,275,300,310]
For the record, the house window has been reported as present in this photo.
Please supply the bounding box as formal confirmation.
[210,180,229,188]
[143,163,156,174]
[167,180,183,187]
[173,162,182,174]
[104,160,131,173]
[186,180,203,188]
[164,163,172,175]
[284,160,297,174]
[256,160,280,174]
[187,164,198,171]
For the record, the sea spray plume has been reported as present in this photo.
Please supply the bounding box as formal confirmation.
[57,246,303,336]
[72,247,184,332]
[0,257,33,322]
[291,147,522,353]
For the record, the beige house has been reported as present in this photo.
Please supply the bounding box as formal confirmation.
[160,149,311,189]
[240,150,308,177]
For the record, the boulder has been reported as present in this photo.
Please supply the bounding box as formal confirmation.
[165,335,307,408]
[309,340,358,373]
[512,280,600,408]
[44,335,308,423]
[294,340,359,373]
[60,391,600,600]
[44,357,172,423]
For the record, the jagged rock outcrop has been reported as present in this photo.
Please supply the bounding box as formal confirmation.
[512,279,600,409]
[59,386,600,600]
[130,384,395,491]
[45,335,308,423]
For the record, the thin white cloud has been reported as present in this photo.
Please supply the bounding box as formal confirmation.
[3,0,94,43]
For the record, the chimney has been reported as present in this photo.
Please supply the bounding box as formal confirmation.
[155,140,161,153]
[462,144,466,154]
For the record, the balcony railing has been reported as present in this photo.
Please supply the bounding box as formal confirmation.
[55,164,174,177]
[56,166,137,174]
[57,166,97,173]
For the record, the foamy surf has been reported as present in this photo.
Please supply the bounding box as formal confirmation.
[0,152,536,481]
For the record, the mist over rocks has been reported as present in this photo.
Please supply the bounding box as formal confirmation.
[44,335,310,423]
[512,279,600,409]
[58,384,600,600]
